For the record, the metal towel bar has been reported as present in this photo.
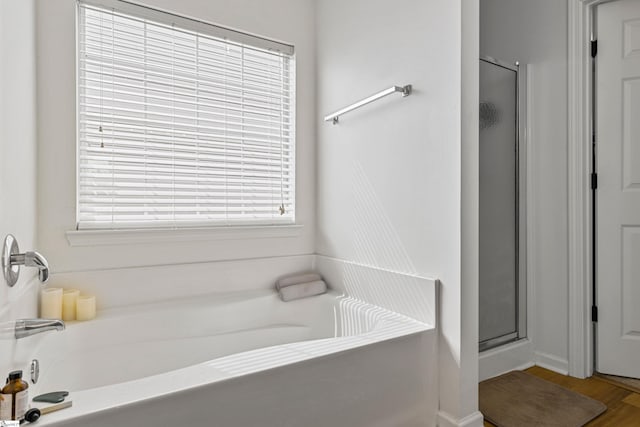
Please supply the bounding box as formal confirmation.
[323,84,412,125]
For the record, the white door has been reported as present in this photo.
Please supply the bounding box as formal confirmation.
[597,0,640,378]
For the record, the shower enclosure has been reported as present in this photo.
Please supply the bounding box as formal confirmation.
[479,57,527,351]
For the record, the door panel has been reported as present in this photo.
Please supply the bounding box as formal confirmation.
[622,227,640,338]
[623,78,640,190]
[596,0,640,378]
[623,19,640,58]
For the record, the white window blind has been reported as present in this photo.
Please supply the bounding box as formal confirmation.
[77,1,295,230]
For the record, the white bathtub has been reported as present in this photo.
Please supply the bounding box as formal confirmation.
[19,289,436,427]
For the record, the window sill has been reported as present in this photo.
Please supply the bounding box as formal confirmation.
[65,225,303,247]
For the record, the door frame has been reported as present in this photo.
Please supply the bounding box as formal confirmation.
[567,0,619,379]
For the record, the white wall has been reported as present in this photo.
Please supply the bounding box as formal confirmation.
[0,0,39,317]
[36,0,316,273]
[0,0,42,373]
[480,0,570,372]
[316,0,481,424]
[2,1,484,423]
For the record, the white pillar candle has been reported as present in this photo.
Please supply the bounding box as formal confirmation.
[76,295,96,321]
[40,288,63,319]
[62,289,80,321]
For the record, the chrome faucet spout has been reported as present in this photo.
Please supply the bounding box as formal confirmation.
[10,251,49,283]
[15,319,65,339]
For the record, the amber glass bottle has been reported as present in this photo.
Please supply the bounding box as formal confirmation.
[0,370,29,421]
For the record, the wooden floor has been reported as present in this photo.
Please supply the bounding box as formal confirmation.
[483,366,640,426]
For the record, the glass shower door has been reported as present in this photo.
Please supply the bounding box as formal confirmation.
[479,57,526,351]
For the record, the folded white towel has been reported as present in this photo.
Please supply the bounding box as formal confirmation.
[275,272,322,291]
[279,280,327,302]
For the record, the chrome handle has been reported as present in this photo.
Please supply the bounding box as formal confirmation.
[12,251,49,282]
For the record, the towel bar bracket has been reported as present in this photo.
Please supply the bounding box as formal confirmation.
[400,84,412,97]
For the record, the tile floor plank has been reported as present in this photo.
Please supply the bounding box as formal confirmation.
[596,373,640,394]
[622,392,640,409]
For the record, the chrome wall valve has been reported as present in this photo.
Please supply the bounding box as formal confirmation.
[2,234,49,287]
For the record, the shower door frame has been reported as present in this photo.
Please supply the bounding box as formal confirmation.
[479,56,528,352]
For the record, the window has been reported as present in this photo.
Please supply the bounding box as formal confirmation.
[77,1,295,230]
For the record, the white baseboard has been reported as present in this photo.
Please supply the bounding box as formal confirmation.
[479,339,535,381]
[534,351,569,375]
[438,410,484,427]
